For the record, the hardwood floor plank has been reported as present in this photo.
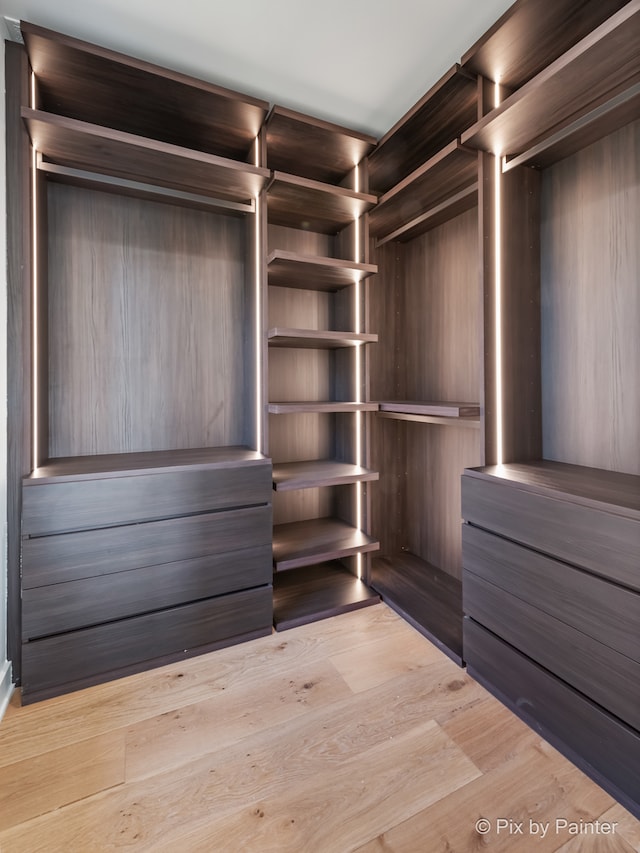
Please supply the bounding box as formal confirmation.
[150,721,481,853]
[0,731,125,832]
[124,658,353,780]
[355,740,614,853]
[598,805,640,852]
[553,834,636,852]
[0,605,404,767]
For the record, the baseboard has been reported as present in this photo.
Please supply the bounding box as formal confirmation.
[0,660,14,723]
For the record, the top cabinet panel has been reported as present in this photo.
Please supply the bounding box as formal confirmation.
[22,21,269,162]
[266,106,376,184]
[461,0,630,90]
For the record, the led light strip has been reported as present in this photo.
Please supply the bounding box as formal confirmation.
[31,72,39,470]
[494,80,504,466]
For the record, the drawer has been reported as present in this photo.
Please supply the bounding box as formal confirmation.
[464,571,640,729]
[22,504,272,588]
[462,473,640,590]
[23,544,272,640]
[21,585,273,701]
[462,524,640,661]
[22,460,272,535]
[464,618,640,814]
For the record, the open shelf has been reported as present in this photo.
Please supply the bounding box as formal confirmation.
[268,401,378,414]
[273,517,380,572]
[369,141,477,240]
[371,553,463,664]
[266,105,376,184]
[22,109,269,205]
[267,250,377,291]
[368,65,477,194]
[461,3,640,159]
[22,21,268,161]
[272,460,379,491]
[25,446,269,484]
[268,328,378,348]
[266,171,377,234]
[377,401,480,427]
[375,183,478,246]
[461,0,630,91]
[273,562,380,631]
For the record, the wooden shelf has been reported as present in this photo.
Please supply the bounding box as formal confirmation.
[375,184,478,246]
[22,109,269,205]
[461,0,630,91]
[369,141,477,240]
[266,105,376,184]
[377,401,480,428]
[268,401,379,414]
[272,460,379,491]
[25,446,269,484]
[368,65,477,194]
[371,553,463,664]
[273,562,380,631]
[273,517,380,572]
[461,4,640,159]
[268,328,378,349]
[267,250,377,292]
[22,21,268,161]
[266,171,377,234]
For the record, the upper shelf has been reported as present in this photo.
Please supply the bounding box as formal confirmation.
[272,460,379,491]
[369,141,478,240]
[22,109,269,205]
[461,0,631,91]
[461,3,640,160]
[267,250,378,291]
[267,172,377,234]
[268,328,378,348]
[377,401,481,428]
[368,65,477,195]
[268,401,379,414]
[266,105,376,185]
[22,21,268,162]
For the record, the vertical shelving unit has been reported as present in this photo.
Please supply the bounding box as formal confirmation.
[368,65,481,664]
[264,106,382,629]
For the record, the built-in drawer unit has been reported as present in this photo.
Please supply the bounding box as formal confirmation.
[21,446,273,702]
[462,460,640,818]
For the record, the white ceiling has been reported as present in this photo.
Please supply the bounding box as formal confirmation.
[1,0,514,137]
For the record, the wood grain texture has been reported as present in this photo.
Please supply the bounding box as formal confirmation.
[541,119,640,475]
[464,571,640,729]
[378,401,480,418]
[273,460,378,490]
[266,105,375,184]
[22,459,271,535]
[461,0,629,90]
[462,4,639,155]
[273,517,379,571]
[462,467,640,590]
[0,605,629,852]
[47,184,249,457]
[5,41,32,680]
[273,562,380,630]
[368,65,477,194]
[268,328,377,348]
[23,109,269,203]
[267,250,377,291]
[464,618,640,818]
[22,505,272,588]
[463,524,640,661]
[21,21,268,161]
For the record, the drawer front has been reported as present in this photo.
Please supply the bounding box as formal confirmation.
[21,586,273,698]
[22,462,272,536]
[462,523,640,661]
[464,571,640,729]
[23,544,272,640]
[22,504,272,588]
[462,474,640,590]
[464,618,640,813]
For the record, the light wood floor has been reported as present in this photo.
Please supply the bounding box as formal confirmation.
[0,604,638,852]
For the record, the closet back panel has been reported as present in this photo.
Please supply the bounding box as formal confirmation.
[47,183,248,458]
[541,119,640,475]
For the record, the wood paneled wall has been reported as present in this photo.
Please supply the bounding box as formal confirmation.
[541,119,640,475]
[47,184,248,457]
